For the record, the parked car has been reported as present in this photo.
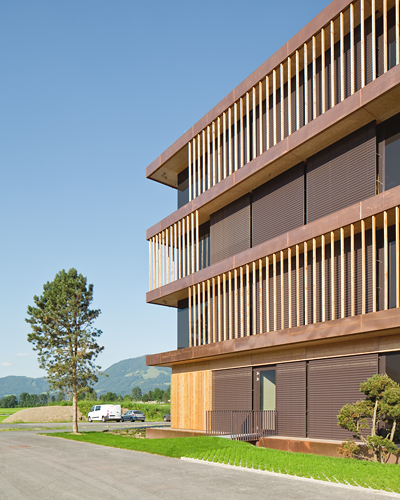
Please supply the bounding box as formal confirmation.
[163,413,171,422]
[88,404,121,422]
[121,410,146,422]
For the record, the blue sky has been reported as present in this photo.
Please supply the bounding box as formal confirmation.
[0,0,330,378]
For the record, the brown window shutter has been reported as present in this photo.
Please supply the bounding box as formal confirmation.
[307,354,378,440]
[210,194,251,265]
[276,362,306,438]
[252,163,304,248]
[212,367,252,411]
[306,122,376,224]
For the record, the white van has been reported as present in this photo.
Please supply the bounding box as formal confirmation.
[88,404,121,422]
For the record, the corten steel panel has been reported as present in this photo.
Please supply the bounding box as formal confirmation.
[212,367,252,411]
[210,194,251,265]
[306,122,376,224]
[276,361,306,438]
[307,353,378,440]
[252,163,304,248]
[146,307,400,366]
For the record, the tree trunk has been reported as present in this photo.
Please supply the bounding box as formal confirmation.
[72,375,78,434]
[390,420,397,442]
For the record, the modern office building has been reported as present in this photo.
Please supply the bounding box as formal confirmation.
[146,0,400,442]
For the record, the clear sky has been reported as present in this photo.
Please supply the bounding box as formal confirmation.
[0,0,331,378]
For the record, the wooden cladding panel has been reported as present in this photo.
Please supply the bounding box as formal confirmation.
[276,361,306,438]
[212,367,252,411]
[171,369,212,431]
[210,194,251,265]
[307,122,376,223]
[307,353,378,440]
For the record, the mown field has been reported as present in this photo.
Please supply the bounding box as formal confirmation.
[48,433,400,494]
[0,408,30,422]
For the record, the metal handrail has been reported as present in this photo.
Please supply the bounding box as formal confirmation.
[206,410,277,441]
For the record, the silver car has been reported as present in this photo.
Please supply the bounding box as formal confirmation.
[121,410,145,422]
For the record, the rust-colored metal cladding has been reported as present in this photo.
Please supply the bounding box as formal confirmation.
[146,308,400,367]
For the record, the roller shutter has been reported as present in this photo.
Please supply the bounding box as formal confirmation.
[306,122,376,223]
[308,354,378,440]
[252,163,304,247]
[276,362,306,437]
[210,194,251,265]
[212,367,252,411]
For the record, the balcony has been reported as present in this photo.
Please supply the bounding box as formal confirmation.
[146,186,400,362]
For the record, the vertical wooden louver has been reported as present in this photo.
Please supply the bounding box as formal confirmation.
[212,367,252,411]
[306,122,376,223]
[276,361,306,437]
[210,194,251,265]
[307,354,378,440]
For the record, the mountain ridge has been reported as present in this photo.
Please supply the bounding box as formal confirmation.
[0,355,171,398]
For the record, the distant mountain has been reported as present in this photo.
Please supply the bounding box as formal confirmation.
[0,355,171,398]
[0,376,49,398]
[94,356,171,396]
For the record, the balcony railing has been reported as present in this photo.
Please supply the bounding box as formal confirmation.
[206,410,277,441]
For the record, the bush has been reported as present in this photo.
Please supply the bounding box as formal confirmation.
[77,400,170,421]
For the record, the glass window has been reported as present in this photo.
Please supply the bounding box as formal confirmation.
[384,115,400,191]
[389,26,396,70]
[177,299,189,349]
[389,240,397,309]
[260,370,276,411]
[386,352,400,384]
[177,168,189,209]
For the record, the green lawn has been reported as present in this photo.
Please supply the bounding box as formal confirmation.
[47,433,400,493]
[0,407,31,415]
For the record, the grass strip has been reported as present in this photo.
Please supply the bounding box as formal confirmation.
[1,426,70,432]
[46,433,400,493]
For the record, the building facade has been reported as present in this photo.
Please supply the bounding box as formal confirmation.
[146,0,400,440]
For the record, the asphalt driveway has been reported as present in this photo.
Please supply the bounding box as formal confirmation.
[0,431,398,500]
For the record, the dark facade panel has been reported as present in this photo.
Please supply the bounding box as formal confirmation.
[212,367,252,411]
[210,194,251,265]
[177,299,189,349]
[276,361,306,438]
[252,163,304,248]
[306,122,376,223]
[307,354,378,440]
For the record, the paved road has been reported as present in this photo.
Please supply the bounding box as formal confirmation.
[1,431,397,500]
[0,420,169,433]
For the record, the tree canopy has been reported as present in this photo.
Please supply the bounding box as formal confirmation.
[337,374,400,462]
[26,268,103,433]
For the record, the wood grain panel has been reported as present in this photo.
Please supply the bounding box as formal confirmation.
[171,369,212,430]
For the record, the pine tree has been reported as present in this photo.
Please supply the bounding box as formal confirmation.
[26,268,103,433]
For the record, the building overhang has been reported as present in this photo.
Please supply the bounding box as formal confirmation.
[146,65,400,241]
[146,308,400,367]
[145,0,372,188]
